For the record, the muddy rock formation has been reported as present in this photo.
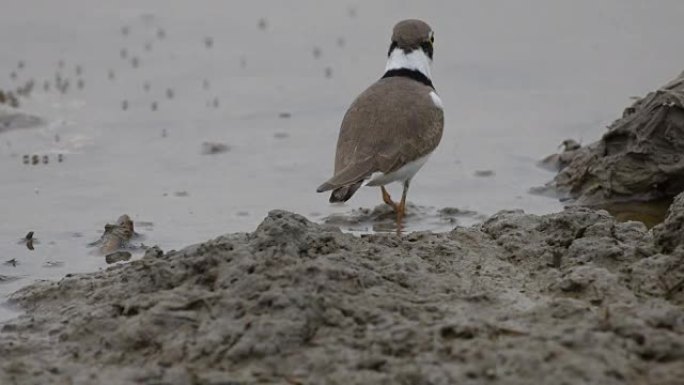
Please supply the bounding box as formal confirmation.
[538,139,582,172]
[653,192,684,253]
[550,70,684,205]
[89,214,136,254]
[1,208,684,384]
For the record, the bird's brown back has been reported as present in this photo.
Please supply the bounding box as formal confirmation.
[332,76,444,184]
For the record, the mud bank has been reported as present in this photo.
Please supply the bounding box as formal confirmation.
[548,70,684,206]
[1,203,684,385]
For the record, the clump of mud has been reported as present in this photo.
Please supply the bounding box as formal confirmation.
[653,192,684,253]
[1,205,684,384]
[546,70,684,206]
[88,214,137,254]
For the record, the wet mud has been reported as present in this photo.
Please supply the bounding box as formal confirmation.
[323,203,484,233]
[1,205,684,384]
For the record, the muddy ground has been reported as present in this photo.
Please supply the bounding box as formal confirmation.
[1,200,683,385]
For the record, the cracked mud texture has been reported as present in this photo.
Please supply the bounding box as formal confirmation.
[1,206,684,385]
[550,70,684,205]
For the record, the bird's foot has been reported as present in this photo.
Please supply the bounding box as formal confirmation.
[395,199,406,235]
[381,186,399,211]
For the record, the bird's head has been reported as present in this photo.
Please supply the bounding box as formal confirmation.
[385,20,435,79]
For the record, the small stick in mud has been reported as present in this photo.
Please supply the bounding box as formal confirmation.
[24,231,34,250]
[4,258,17,267]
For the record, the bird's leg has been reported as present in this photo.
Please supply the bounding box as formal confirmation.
[395,180,410,234]
[381,186,398,211]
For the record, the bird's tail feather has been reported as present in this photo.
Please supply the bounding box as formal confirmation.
[316,159,374,193]
[329,181,363,203]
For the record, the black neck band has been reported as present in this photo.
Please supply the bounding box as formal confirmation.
[381,68,434,90]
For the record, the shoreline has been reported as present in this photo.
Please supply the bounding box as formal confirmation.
[1,202,683,384]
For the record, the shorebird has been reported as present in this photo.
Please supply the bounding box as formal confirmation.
[317,19,444,232]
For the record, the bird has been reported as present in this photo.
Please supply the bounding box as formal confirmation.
[316,19,444,232]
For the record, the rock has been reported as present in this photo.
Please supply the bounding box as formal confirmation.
[2,208,684,384]
[548,70,684,205]
[653,191,684,253]
[142,246,163,259]
[89,215,136,254]
[105,251,132,264]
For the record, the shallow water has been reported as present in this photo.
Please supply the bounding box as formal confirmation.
[598,199,673,229]
[2,0,684,320]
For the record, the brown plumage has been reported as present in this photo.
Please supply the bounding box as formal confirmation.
[317,76,443,198]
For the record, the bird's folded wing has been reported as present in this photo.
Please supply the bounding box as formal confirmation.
[316,157,375,192]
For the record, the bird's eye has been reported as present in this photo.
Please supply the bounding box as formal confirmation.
[430,34,435,44]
